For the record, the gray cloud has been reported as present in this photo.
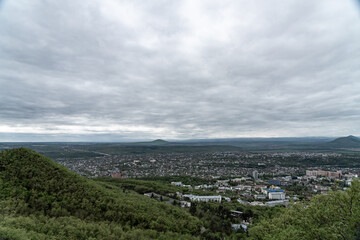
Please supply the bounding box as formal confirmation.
[0,0,360,141]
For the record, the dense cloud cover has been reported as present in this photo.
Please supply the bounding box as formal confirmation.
[0,0,360,141]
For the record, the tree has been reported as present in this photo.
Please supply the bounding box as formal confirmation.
[190,203,197,215]
[248,180,360,240]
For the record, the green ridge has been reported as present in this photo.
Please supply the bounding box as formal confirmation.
[0,148,201,239]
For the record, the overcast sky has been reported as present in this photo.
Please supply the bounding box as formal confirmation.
[0,0,360,141]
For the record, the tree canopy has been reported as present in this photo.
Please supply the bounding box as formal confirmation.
[248,180,360,240]
[0,148,201,239]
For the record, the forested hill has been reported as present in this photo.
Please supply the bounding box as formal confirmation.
[324,135,360,148]
[0,148,201,239]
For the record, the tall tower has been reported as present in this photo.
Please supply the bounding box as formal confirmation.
[252,170,258,181]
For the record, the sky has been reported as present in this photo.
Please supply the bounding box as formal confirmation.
[0,0,360,142]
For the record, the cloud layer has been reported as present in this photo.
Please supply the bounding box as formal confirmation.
[1,0,360,141]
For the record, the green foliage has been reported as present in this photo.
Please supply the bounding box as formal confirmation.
[0,148,201,239]
[248,180,360,240]
[0,215,198,240]
[95,177,184,195]
[139,176,216,186]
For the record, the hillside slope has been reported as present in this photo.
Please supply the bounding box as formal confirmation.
[0,148,201,239]
[323,135,360,149]
[248,180,360,240]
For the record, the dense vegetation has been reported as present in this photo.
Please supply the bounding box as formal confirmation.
[0,148,201,239]
[248,180,360,240]
[94,177,186,196]
[138,176,216,186]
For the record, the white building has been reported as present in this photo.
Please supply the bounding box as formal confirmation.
[237,199,249,205]
[183,194,222,203]
[268,191,285,200]
[265,189,285,200]
[265,200,288,207]
[250,201,265,206]
[180,201,191,208]
[194,184,213,189]
[171,182,182,186]
[223,197,231,202]
[254,195,266,200]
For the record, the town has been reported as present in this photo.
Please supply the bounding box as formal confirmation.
[142,169,358,206]
[54,150,360,203]
[110,167,359,232]
[54,150,358,180]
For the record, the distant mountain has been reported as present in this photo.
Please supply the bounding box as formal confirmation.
[178,137,333,143]
[126,139,172,146]
[324,135,360,148]
[150,139,169,145]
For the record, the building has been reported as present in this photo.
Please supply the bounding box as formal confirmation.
[344,173,358,179]
[268,179,282,186]
[180,201,191,208]
[254,185,267,191]
[252,170,259,181]
[254,195,266,200]
[195,184,213,189]
[250,201,265,206]
[223,197,231,202]
[237,199,249,205]
[232,177,250,182]
[230,210,243,218]
[328,171,342,178]
[183,194,222,203]
[306,170,342,179]
[268,192,285,200]
[231,223,248,232]
[306,170,317,177]
[216,189,226,194]
[265,200,289,207]
[171,182,182,186]
[265,189,285,200]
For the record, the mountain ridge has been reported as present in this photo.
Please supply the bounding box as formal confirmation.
[324,135,360,148]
